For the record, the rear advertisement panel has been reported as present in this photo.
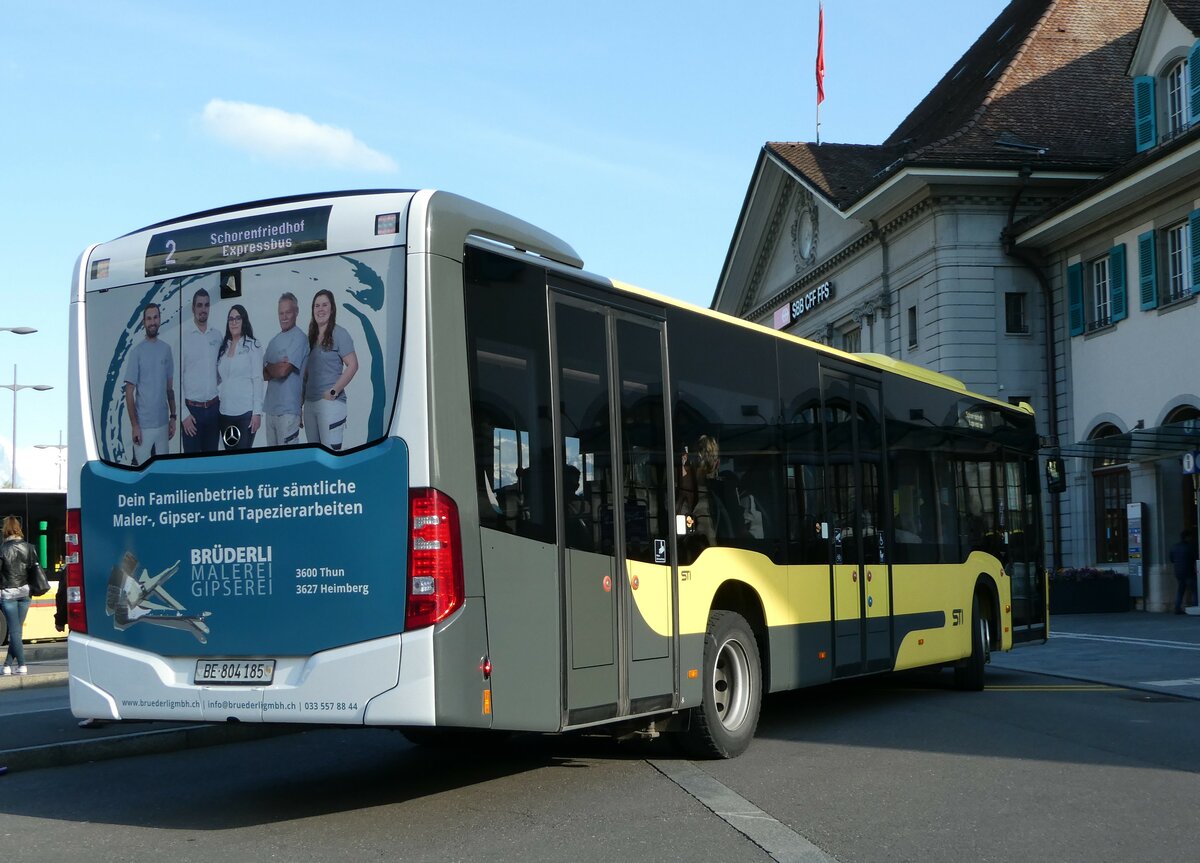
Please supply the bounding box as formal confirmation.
[80,438,409,657]
[85,244,404,465]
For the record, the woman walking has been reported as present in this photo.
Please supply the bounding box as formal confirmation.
[216,303,264,450]
[302,289,359,451]
[1,516,47,675]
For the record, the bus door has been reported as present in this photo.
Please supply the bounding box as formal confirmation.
[551,294,676,726]
[820,365,893,677]
[1004,454,1048,643]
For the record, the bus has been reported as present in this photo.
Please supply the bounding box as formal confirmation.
[66,190,1046,757]
[0,488,66,643]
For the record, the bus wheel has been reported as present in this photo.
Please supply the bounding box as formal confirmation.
[953,595,990,692]
[684,610,761,759]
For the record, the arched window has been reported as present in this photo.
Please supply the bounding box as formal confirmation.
[1091,423,1130,564]
[1165,405,1200,426]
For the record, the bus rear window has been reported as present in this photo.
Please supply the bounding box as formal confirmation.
[84,247,404,465]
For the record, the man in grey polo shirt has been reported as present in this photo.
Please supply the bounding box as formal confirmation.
[262,292,309,446]
[124,302,176,464]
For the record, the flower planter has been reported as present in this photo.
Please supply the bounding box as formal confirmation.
[1049,575,1130,614]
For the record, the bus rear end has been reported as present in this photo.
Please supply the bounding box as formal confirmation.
[66,191,461,726]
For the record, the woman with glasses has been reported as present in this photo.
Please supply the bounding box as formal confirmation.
[216,304,264,450]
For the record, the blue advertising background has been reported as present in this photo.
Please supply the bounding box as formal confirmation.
[81,437,409,656]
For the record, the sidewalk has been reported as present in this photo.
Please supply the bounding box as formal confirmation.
[992,610,1200,700]
[0,640,69,691]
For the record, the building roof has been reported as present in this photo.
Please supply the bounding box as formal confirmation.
[769,0,1149,211]
[1163,0,1200,33]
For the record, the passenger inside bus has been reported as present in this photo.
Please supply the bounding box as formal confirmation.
[562,464,593,551]
[676,434,742,550]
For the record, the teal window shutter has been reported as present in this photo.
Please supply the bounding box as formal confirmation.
[1189,41,1200,119]
[1191,209,1200,295]
[1109,244,1128,322]
[1134,76,1156,153]
[1138,230,1157,310]
[1067,262,1085,336]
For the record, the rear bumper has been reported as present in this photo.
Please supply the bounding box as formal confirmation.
[68,627,436,725]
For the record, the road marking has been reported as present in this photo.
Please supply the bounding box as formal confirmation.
[1052,632,1200,651]
[0,705,70,719]
[650,759,839,863]
[1139,677,1200,688]
[986,684,1122,691]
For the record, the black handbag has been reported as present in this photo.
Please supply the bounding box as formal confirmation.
[28,557,50,598]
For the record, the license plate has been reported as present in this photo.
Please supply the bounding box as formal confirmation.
[195,659,275,685]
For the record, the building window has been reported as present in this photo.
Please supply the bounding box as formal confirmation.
[907,305,918,348]
[1004,292,1029,334]
[1090,256,1111,331]
[842,327,861,353]
[1166,59,1190,137]
[1166,220,1191,304]
[1090,424,1130,564]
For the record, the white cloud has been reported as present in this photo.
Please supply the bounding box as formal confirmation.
[202,99,397,173]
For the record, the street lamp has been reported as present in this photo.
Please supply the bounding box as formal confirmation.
[0,365,53,488]
[35,430,67,490]
[0,327,37,335]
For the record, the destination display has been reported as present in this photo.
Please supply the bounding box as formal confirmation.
[145,206,332,276]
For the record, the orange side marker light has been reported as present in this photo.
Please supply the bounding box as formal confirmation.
[483,689,492,715]
[687,669,699,680]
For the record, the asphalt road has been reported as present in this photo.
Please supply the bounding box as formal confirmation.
[1,664,1197,863]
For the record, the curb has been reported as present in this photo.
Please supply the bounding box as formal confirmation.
[1,642,68,663]
[1,722,301,773]
[0,671,68,692]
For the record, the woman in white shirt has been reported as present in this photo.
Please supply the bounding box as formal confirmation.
[302,289,359,451]
[216,304,264,450]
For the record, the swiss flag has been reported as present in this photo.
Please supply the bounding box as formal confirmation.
[816,3,826,105]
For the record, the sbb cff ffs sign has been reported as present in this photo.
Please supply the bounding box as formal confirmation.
[791,281,834,320]
[772,281,836,330]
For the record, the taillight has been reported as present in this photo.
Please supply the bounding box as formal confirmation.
[405,488,464,630]
[66,508,87,634]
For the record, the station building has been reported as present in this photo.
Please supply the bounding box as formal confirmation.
[713,0,1200,611]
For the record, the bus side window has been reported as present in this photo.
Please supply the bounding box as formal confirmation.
[465,248,556,543]
[669,308,782,565]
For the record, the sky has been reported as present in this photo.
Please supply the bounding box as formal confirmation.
[0,0,1010,489]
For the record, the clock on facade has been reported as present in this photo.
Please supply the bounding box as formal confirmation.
[792,190,818,272]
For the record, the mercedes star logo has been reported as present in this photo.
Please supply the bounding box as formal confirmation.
[222,425,241,448]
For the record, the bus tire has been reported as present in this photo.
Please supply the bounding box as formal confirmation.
[683,610,761,759]
[953,594,990,692]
